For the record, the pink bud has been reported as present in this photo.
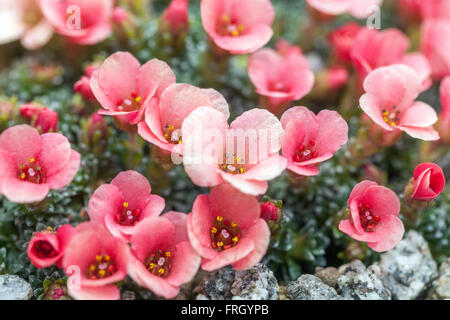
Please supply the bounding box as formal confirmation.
[112,7,128,25]
[35,108,58,133]
[260,201,279,222]
[20,103,40,119]
[88,112,107,139]
[326,66,349,90]
[411,162,446,201]
[74,76,96,101]
[162,0,189,35]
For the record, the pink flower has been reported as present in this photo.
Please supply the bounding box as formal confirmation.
[40,0,114,45]
[112,7,128,25]
[20,104,58,133]
[138,83,229,153]
[439,76,450,141]
[0,0,54,50]
[306,0,382,19]
[397,0,422,21]
[90,52,176,125]
[181,107,286,196]
[359,64,439,141]
[74,64,99,101]
[280,107,348,176]
[411,163,446,201]
[328,22,362,63]
[326,66,350,90]
[62,222,131,300]
[128,212,201,298]
[187,184,270,271]
[339,180,404,252]
[88,170,165,242]
[260,201,279,222]
[420,0,450,20]
[200,0,274,54]
[248,41,314,108]
[421,19,450,79]
[0,125,81,204]
[27,224,76,269]
[351,28,431,89]
[161,0,189,36]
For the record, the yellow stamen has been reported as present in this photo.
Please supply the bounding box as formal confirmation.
[158,268,165,275]
[238,25,245,32]
[239,168,245,174]
[135,96,142,103]
[231,222,237,228]
[123,202,129,208]
[20,173,26,180]
[221,14,229,23]
[104,255,110,262]
[232,236,239,243]
[165,251,171,257]
[149,263,155,269]
[217,216,223,222]
[231,30,239,37]
[29,158,35,163]
[98,269,106,277]
[217,242,224,247]
[211,227,217,234]
[96,255,102,262]
[89,265,96,272]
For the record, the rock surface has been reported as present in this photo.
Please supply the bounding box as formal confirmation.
[428,257,450,300]
[287,274,340,300]
[196,264,278,300]
[315,266,339,288]
[378,230,438,300]
[0,275,33,300]
[337,260,391,300]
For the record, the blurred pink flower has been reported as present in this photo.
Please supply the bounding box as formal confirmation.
[187,184,270,271]
[0,125,80,203]
[88,170,165,242]
[63,222,131,300]
[411,162,446,201]
[326,66,350,90]
[339,180,404,252]
[359,64,439,141]
[128,213,201,298]
[0,0,53,50]
[20,103,58,133]
[200,0,274,54]
[40,0,114,45]
[182,107,286,196]
[74,64,99,101]
[306,0,382,19]
[328,22,362,64]
[439,76,450,142]
[280,107,348,176]
[138,83,229,154]
[90,52,176,125]
[248,40,314,108]
[421,19,450,80]
[161,0,189,36]
[27,224,76,268]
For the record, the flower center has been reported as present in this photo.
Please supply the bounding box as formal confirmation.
[116,92,142,112]
[382,109,400,127]
[163,123,182,144]
[269,81,288,92]
[293,140,318,163]
[86,254,116,280]
[115,202,141,226]
[144,249,172,278]
[33,240,58,259]
[18,157,46,184]
[218,14,245,37]
[210,216,241,252]
[359,207,380,232]
[220,153,246,174]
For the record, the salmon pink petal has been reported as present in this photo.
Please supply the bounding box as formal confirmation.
[218,171,268,196]
[21,20,53,50]
[209,184,260,229]
[141,195,165,219]
[286,162,319,176]
[111,170,151,209]
[96,52,140,105]
[296,153,333,166]
[39,133,72,176]
[240,154,287,181]
[349,0,382,18]
[201,237,254,271]
[187,213,218,260]
[130,217,175,261]
[46,150,81,189]
[315,110,349,155]
[0,125,41,164]
[137,59,176,101]
[280,106,317,132]
[163,211,189,243]
[306,0,350,15]
[248,49,282,90]
[0,150,17,193]
[281,120,306,159]
[230,108,283,157]
[159,83,229,130]
[190,195,215,248]
[166,241,201,287]
[398,53,432,92]
[67,282,120,300]
[348,180,378,205]
[182,107,228,187]
[362,185,401,217]
[57,224,77,252]
[87,184,124,223]
[213,25,273,54]
[367,215,404,252]
[235,0,274,25]
[399,101,438,127]
[2,178,49,203]
[360,93,393,131]
[395,125,440,141]
[349,200,365,235]
[127,257,179,298]
[338,219,381,243]
[90,73,116,110]
[232,219,270,270]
